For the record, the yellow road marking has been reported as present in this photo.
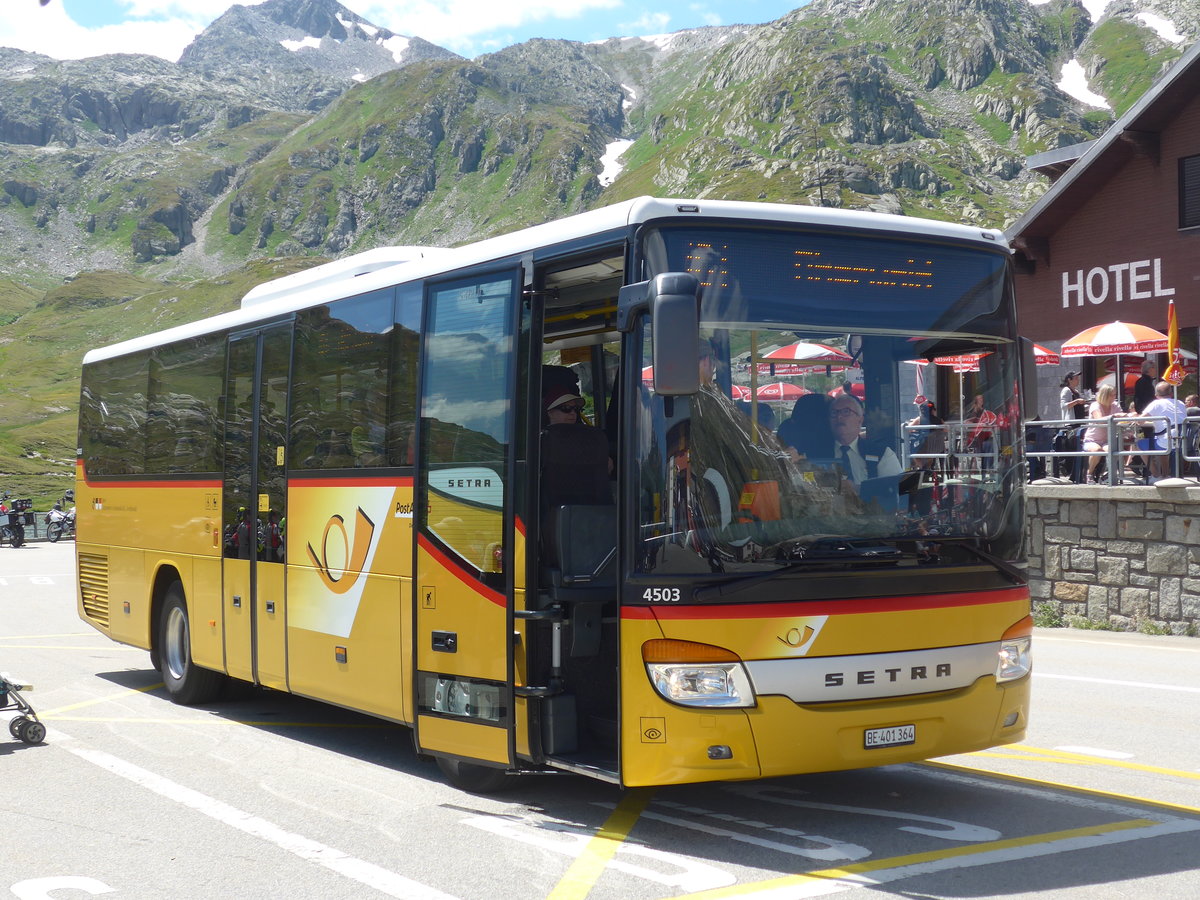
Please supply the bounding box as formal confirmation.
[992,743,1200,782]
[45,716,391,728]
[548,788,653,900]
[38,683,164,716]
[669,818,1160,899]
[929,757,1200,817]
[0,644,141,651]
[0,632,98,639]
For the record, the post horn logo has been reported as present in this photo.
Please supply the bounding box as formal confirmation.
[306,507,376,594]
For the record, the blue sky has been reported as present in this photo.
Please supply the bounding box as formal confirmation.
[1,1,809,61]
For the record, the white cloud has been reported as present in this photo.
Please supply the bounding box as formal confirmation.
[689,4,722,28]
[0,0,626,62]
[617,12,672,35]
[352,1,621,54]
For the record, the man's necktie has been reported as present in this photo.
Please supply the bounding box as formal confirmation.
[839,444,853,481]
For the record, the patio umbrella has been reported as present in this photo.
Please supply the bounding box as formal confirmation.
[757,382,808,402]
[1061,321,1168,356]
[730,384,752,400]
[1033,343,1060,366]
[762,341,852,363]
[1062,321,1169,407]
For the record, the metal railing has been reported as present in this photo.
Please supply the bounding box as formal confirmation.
[1021,414,1200,485]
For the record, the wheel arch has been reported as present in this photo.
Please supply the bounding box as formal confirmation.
[149,563,184,660]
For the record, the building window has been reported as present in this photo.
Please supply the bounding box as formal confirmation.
[1181,154,1200,229]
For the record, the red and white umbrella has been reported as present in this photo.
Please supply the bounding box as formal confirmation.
[1033,343,1060,365]
[933,353,985,373]
[762,341,851,364]
[1061,321,1168,356]
[757,382,808,402]
[730,384,752,400]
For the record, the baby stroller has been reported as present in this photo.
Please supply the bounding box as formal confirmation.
[1,672,45,744]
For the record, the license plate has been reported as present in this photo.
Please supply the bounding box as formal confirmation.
[864,724,916,749]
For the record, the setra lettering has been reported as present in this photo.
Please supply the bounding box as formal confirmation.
[825,662,952,688]
[445,478,492,488]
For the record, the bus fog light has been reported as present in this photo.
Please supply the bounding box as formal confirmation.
[646,662,755,708]
[707,745,733,759]
[996,637,1032,682]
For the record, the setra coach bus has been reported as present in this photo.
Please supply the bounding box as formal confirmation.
[75,197,1033,791]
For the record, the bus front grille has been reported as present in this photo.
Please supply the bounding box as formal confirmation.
[78,552,110,627]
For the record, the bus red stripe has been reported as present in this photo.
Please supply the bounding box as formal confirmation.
[416,533,506,608]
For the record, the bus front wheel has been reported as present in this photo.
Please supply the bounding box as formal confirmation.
[435,756,510,793]
[159,583,224,705]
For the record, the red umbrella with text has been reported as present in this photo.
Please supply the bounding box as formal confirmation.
[1061,321,1168,356]
[1032,343,1060,366]
[762,341,852,364]
[756,382,808,402]
[1062,321,1168,405]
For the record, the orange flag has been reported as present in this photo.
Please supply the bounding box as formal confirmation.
[1164,299,1186,385]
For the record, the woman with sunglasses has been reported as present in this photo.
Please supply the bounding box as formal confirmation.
[545,392,585,425]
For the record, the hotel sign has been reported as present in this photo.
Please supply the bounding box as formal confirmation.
[1061,257,1175,308]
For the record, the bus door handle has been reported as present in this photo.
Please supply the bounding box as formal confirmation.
[232,595,241,608]
[265,600,276,614]
[432,631,457,653]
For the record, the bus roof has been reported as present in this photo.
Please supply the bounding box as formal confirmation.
[82,197,1007,364]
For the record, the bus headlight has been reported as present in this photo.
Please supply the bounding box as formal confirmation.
[996,616,1033,683]
[642,639,756,708]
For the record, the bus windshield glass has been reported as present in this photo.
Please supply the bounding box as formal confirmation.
[634,223,1022,577]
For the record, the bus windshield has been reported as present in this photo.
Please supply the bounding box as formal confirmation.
[634,223,1023,577]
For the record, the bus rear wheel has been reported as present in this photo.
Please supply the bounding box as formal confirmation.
[159,582,224,705]
[435,756,510,793]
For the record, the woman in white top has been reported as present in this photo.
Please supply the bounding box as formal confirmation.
[1082,383,1121,483]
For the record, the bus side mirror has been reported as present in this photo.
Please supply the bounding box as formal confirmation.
[1019,336,1038,419]
[649,273,700,396]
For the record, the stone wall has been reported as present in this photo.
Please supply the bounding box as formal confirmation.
[1026,483,1200,636]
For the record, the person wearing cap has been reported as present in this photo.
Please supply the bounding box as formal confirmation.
[544,389,585,426]
[1059,371,1087,420]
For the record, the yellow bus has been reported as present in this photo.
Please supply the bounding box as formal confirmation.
[76,197,1032,791]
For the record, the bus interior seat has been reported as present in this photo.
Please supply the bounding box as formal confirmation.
[540,422,615,658]
[546,504,617,659]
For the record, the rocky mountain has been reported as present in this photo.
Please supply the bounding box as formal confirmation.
[0,0,1197,501]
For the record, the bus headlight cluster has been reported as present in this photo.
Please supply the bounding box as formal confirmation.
[996,616,1033,683]
[642,639,756,708]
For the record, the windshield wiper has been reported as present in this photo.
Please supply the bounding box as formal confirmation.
[940,539,1026,585]
[692,560,825,602]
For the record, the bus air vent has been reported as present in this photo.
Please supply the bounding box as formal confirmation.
[78,552,111,627]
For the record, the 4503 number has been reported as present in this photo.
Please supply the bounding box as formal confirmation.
[642,587,681,602]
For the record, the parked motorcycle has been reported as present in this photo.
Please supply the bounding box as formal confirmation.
[0,492,32,548]
[44,492,76,543]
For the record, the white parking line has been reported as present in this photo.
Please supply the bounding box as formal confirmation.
[1035,672,1200,694]
[66,745,461,900]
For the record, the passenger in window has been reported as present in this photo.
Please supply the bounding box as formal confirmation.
[776,393,832,460]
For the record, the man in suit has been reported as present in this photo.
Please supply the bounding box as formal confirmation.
[829,392,902,485]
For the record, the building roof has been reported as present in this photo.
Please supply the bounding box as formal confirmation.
[1005,39,1200,263]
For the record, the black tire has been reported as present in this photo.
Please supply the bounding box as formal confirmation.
[47,522,63,543]
[18,719,45,744]
[159,582,225,705]
[8,716,25,739]
[435,755,510,793]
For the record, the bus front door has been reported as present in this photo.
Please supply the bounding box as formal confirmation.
[222,323,291,690]
[413,270,521,773]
